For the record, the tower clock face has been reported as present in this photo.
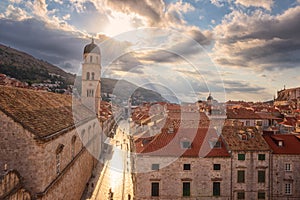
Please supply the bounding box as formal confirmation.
[89,83,93,86]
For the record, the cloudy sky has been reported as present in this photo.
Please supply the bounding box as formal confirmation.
[0,0,299,102]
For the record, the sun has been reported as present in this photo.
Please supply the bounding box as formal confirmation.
[104,12,134,37]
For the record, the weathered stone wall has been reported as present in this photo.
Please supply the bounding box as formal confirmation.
[40,150,95,200]
[0,110,102,199]
[0,169,31,200]
[135,156,231,199]
[271,154,300,199]
[231,151,270,200]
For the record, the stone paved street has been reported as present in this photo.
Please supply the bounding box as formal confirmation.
[86,120,134,200]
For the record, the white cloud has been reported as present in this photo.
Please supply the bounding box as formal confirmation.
[212,6,300,71]
[5,5,29,20]
[235,0,274,11]
[9,0,22,3]
[210,0,226,7]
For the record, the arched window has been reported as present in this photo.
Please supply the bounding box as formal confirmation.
[56,144,64,175]
[86,72,90,80]
[96,56,99,64]
[91,72,95,80]
[90,55,93,63]
[71,136,76,159]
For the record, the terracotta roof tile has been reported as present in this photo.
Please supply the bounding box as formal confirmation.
[263,134,300,154]
[221,126,270,151]
[0,86,96,139]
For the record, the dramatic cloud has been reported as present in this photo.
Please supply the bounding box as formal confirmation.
[105,0,165,25]
[0,18,87,72]
[212,6,300,71]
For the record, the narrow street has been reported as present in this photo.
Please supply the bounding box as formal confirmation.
[87,120,134,200]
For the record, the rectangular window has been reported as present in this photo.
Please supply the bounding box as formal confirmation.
[182,182,190,196]
[181,141,191,149]
[285,183,292,194]
[183,164,191,170]
[246,120,250,126]
[238,154,245,160]
[151,182,159,197]
[151,164,159,171]
[258,192,265,199]
[258,171,266,183]
[256,120,263,126]
[87,89,94,97]
[237,170,245,183]
[285,163,291,171]
[214,141,221,148]
[213,182,220,196]
[213,164,221,170]
[237,192,245,199]
[258,154,265,161]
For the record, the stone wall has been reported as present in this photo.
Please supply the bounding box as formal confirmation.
[0,169,31,200]
[271,154,300,199]
[134,156,231,199]
[0,110,102,199]
[231,151,270,200]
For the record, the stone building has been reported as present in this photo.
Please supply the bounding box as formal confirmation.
[0,40,107,199]
[133,108,232,200]
[0,169,31,200]
[221,126,271,200]
[263,134,300,199]
[0,85,101,199]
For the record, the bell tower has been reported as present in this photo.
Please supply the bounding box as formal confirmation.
[82,39,101,113]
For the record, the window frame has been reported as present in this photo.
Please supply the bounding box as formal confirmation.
[237,170,245,183]
[213,164,221,171]
[182,182,191,197]
[151,163,160,171]
[213,182,221,196]
[181,141,191,149]
[56,153,61,175]
[238,153,245,161]
[285,183,292,195]
[237,191,245,199]
[258,192,265,199]
[285,163,292,172]
[258,170,266,183]
[151,182,159,197]
[258,154,265,161]
[183,164,191,171]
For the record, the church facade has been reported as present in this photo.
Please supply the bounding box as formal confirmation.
[0,40,105,199]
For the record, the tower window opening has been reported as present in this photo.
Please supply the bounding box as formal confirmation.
[90,56,93,63]
[86,72,90,80]
[92,72,95,80]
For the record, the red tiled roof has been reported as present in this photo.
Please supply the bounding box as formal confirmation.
[135,127,229,157]
[263,134,300,154]
[222,126,270,151]
[0,86,96,139]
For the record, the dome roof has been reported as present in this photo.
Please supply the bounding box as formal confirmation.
[207,93,213,101]
[83,39,100,55]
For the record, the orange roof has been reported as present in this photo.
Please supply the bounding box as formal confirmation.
[263,134,300,154]
[0,86,96,139]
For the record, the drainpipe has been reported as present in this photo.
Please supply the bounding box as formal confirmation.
[269,150,272,200]
[230,150,233,200]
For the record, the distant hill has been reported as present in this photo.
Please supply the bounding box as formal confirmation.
[0,44,75,89]
[0,43,167,104]
[74,77,167,104]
